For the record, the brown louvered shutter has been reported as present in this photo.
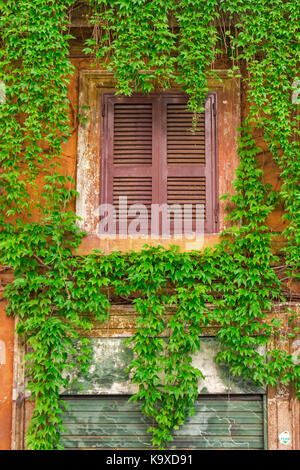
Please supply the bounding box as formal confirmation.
[101,94,160,234]
[101,93,217,235]
[161,93,218,234]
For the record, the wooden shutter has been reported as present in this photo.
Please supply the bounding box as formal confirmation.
[101,95,158,233]
[60,395,266,449]
[101,93,218,235]
[160,94,217,234]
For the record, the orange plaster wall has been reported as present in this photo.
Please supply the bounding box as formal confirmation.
[0,300,14,450]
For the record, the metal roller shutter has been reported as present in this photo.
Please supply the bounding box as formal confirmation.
[60,394,266,450]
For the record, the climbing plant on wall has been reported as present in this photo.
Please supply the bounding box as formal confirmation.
[0,0,299,450]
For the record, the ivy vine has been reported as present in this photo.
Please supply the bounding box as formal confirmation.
[0,0,299,450]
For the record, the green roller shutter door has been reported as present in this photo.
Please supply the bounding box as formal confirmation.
[60,394,266,450]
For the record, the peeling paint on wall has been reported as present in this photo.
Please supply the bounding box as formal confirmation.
[0,340,6,365]
[61,337,265,395]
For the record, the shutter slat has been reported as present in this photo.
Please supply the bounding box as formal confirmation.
[168,141,205,145]
[60,397,263,412]
[167,150,206,154]
[60,423,264,437]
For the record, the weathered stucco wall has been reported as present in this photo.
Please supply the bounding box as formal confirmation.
[73,68,241,254]
[0,301,14,450]
[9,303,299,450]
[266,306,300,450]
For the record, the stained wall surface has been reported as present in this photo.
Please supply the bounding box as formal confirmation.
[0,300,14,450]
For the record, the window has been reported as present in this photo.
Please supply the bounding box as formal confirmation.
[100,92,218,237]
[59,336,266,450]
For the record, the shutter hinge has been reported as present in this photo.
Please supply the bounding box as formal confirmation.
[101,101,105,117]
[213,101,217,118]
[214,203,219,225]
